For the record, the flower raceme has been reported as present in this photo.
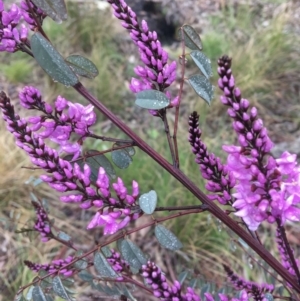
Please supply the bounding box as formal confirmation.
[19,86,96,160]
[0,91,142,235]
[32,200,53,242]
[108,0,179,110]
[216,55,300,231]
[24,256,75,277]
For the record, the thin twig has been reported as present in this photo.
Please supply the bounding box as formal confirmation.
[161,110,176,167]
[172,26,187,169]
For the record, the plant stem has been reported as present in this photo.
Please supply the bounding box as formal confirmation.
[155,204,208,212]
[276,220,300,285]
[173,26,188,169]
[73,81,300,292]
[161,110,177,167]
[87,133,134,144]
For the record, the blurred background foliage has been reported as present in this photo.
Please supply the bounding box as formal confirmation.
[1,0,300,300]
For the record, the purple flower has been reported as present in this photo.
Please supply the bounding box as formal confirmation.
[218,56,300,230]
[0,1,28,52]
[19,86,97,159]
[20,0,46,30]
[106,249,129,274]
[24,255,75,277]
[223,264,273,300]
[32,200,53,242]
[188,111,235,205]
[141,261,200,301]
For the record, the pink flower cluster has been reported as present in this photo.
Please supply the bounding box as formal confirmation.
[223,265,274,301]
[86,170,142,234]
[32,201,52,242]
[188,111,236,205]
[24,256,75,277]
[217,56,300,231]
[141,261,200,301]
[107,249,129,275]
[20,0,46,30]
[19,86,97,160]
[0,0,28,52]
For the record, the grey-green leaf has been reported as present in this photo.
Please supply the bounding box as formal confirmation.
[78,270,94,282]
[52,276,70,300]
[26,286,34,301]
[188,74,214,105]
[120,240,147,271]
[190,51,212,79]
[15,294,26,301]
[114,143,135,157]
[74,258,88,269]
[111,149,132,169]
[201,283,211,300]
[31,0,67,23]
[139,190,157,214]
[57,231,71,242]
[155,225,183,251]
[101,246,112,257]
[94,251,118,278]
[65,55,99,79]
[264,293,274,301]
[31,33,78,87]
[178,271,189,284]
[178,25,202,51]
[135,90,170,110]
[32,287,47,301]
[86,150,116,180]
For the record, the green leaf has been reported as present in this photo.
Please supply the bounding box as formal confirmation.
[65,55,99,79]
[57,231,71,242]
[190,51,212,79]
[114,143,135,157]
[78,270,94,282]
[86,150,116,180]
[117,239,124,253]
[201,283,211,300]
[188,74,214,105]
[15,294,26,301]
[111,149,132,169]
[135,90,170,110]
[264,293,274,301]
[26,287,34,301]
[154,225,183,251]
[188,278,198,289]
[52,276,70,300]
[120,240,147,271]
[94,251,118,278]
[178,271,189,284]
[74,258,88,269]
[178,25,202,51]
[31,33,78,87]
[31,0,67,23]
[138,190,157,214]
[101,246,112,257]
[32,286,47,301]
